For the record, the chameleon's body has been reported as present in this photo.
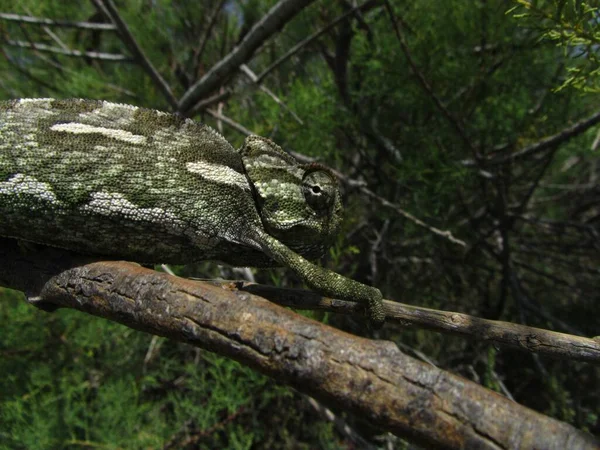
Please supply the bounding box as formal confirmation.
[0,98,384,325]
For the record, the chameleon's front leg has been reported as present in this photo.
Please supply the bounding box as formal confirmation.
[254,231,385,327]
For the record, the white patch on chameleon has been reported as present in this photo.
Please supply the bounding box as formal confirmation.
[152,127,193,154]
[258,154,290,165]
[81,192,187,228]
[186,161,249,190]
[0,174,58,202]
[244,154,291,169]
[15,99,56,119]
[77,102,140,128]
[254,180,303,201]
[50,123,147,145]
[18,98,53,105]
[244,158,304,182]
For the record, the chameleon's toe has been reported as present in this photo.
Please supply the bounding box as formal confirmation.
[368,289,386,328]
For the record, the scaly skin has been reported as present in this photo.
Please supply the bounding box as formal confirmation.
[0,98,384,325]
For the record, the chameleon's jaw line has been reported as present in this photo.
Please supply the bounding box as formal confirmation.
[0,98,384,325]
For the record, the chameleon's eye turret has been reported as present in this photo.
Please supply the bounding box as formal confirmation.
[302,169,336,215]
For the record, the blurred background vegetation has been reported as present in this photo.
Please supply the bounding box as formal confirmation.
[0,0,598,448]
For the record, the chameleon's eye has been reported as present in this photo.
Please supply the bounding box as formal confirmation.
[303,170,337,214]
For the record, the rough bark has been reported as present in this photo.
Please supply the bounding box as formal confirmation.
[0,238,597,450]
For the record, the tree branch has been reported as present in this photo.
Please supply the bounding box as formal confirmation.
[0,239,597,449]
[178,0,318,113]
[254,0,380,84]
[462,109,600,166]
[287,152,466,247]
[4,39,130,61]
[236,282,600,364]
[91,0,178,109]
[0,13,117,30]
[385,1,478,157]
[192,0,227,75]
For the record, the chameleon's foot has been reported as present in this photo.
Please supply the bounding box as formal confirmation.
[367,289,385,329]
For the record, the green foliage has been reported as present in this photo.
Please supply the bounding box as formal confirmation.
[0,291,340,449]
[509,0,600,91]
[1,0,599,445]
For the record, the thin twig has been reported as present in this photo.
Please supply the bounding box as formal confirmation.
[240,64,304,124]
[13,43,137,97]
[285,148,465,246]
[205,109,253,136]
[305,397,378,449]
[288,151,465,246]
[20,5,73,55]
[179,0,318,112]
[385,1,478,157]
[5,39,129,61]
[512,152,555,216]
[41,26,70,53]
[359,184,467,246]
[237,282,600,364]
[0,13,116,30]
[18,10,69,77]
[91,0,178,109]
[490,109,600,165]
[187,89,232,116]
[254,0,380,84]
[0,47,59,92]
[192,0,227,72]
[17,12,62,68]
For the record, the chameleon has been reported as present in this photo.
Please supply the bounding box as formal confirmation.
[0,98,385,326]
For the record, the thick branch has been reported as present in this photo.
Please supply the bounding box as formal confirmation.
[178,0,317,113]
[1,238,599,448]
[0,242,596,449]
[235,282,600,364]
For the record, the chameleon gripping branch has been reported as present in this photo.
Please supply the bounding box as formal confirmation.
[0,98,384,325]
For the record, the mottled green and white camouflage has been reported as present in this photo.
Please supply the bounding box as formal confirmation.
[0,98,384,325]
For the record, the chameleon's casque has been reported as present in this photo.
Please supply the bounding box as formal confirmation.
[0,98,384,325]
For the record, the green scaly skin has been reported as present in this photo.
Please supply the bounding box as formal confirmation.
[0,98,385,326]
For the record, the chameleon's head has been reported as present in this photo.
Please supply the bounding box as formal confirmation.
[241,136,343,260]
